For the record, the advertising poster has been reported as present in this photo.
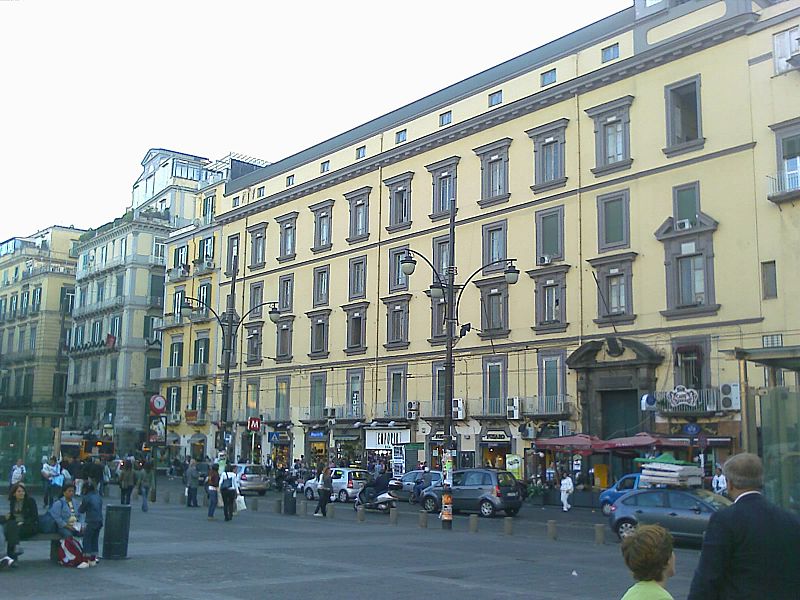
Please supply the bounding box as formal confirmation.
[148,415,167,445]
[505,454,523,480]
[392,444,405,478]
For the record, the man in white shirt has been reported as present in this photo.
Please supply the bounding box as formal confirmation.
[9,459,26,486]
[711,466,727,495]
[559,472,574,512]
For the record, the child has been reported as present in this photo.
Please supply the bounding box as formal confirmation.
[78,481,103,567]
[619,525,676,599]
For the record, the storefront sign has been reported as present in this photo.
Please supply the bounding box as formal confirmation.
[682,423,702,436]
[667,385,699,409]
[351,390,360,418]
[308,430,326,439]
[365,428,411,449]
[482,430,510,443]
[406,442,424,451]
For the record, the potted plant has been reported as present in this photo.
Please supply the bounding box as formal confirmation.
[527,481,545,506]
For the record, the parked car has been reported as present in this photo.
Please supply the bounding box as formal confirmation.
[234,463,269,495]
[599,474,644,515]
[303,468,370,502]
[420,468,522,517]
[608,487,731,541]
[397,469,443,501]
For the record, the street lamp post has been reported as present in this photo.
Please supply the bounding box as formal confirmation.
[181,254,280,459]
[400,198,519,530]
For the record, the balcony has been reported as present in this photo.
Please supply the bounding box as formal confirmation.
[0,349,36,364]
[158,314,184,330]
[149,255,166,267]
[188,363,208,378]
[523,395,571,417]
[479,397,505,417]
[767,171,800,204]
[189,309,213,324]
[72,295,124,319]
[185,409,213,425]
[167,412,182,425]
[304,405,325,421]
[167,265,191,283]
[0,396,33,409]
[384,404,406,419]
[194,259,216,275]
[77,256,124,278]
[420,400,446,419]
[265,406,290,422]
[66,339,118,357]
[655,388,724,415]
[322,405,363,420]
[21,264,76,281]
[148,295,164,309]
[149,366,182,381]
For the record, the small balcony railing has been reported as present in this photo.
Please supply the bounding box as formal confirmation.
[189,309,212,323]
[384,403,406,419]
[655,387,722,415]
[194,259,216,275]
[767,171,800,203]
[481,397,505,417]
[522,395,570,417]
[268,406,290,421]
[149,366,181,381]
[188,363,208,378]
[185,409,208,424]
[166,266,191,283]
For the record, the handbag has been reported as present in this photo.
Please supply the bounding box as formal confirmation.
[235,495,247,512]
[184,487,189,497]
[220,474,233,490]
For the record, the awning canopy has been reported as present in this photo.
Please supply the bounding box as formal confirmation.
[722,345,800,372]
[534,434,607,452]
[603,432,690,450]
[188,433,207,443]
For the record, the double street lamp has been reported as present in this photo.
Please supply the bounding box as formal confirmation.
[398,202,519,529]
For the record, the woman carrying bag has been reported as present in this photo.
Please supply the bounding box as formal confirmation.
[313,467,332,517]
[219,465,239,522]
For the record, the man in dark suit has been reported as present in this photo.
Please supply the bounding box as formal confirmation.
[688,453,800,600]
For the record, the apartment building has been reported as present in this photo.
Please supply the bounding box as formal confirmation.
[66,149,214,454]
[213,0,799,476]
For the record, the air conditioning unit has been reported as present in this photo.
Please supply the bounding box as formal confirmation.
[558,420,573,437]
[323,407,337,419]
[506,397,520,420]
[538,255,552,266]
[406,409,418,420]
[204,260,214,270]
[675,219,693,231]
[640,393,658,411]
[719,383,741,410]
[452,397,465,420]
[407,400,419,411]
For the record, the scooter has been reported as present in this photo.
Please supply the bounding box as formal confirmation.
[353,480,402,513]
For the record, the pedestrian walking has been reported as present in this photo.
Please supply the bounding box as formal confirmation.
[219,465,239,521]
[118,461,135,505]
[138,462,155,512]
[185,459,199,508]
[207,464,220,520]
[313,467,332,517]
[78,481,103,567]
[9,458,26,489]
[688,453,800,600]
[560,471,574,512]
[711,466,727,496]
[1,483,39,564]
[100,460,111,497]
[619,524,676,599]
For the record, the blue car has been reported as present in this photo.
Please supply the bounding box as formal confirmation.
[599,474,642,515]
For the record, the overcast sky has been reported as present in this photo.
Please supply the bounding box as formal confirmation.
[0,0,632,242]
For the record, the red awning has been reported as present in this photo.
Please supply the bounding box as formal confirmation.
[603,432,691,450]
[534,434,607,452]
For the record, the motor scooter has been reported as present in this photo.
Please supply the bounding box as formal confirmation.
[354,479,402,513]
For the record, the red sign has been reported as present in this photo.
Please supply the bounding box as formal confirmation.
[150,395,166,414]
[247,417,261,432]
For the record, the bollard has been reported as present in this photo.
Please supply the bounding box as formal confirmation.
[298,500,307,516]
[250,497,259,512]
[389,507,398,525]
[327,504,335,519]
[357,507,366,522]
[418,510,428,528]
[164,491,170,505]
[594,523,605,545]
[547,519,558,540]
[469,514,479,533]
[274,499,282,514]
[504,517,514,536]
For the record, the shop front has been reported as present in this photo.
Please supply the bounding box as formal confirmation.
[188,433,207,461]
[239,431,263,464]
[479,428,512,469]
[332,428,364,467]
[365,427,411,468]
[306,429,328,467]
[267,430,292,469]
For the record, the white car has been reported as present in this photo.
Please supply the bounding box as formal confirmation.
[303,468,369,503]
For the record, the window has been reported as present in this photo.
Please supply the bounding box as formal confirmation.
[475,280,509,339]
[432,236,450,284]
[191,384,207,413]
[387,365,407,418]
[307,309,331,358]
[664,75,704,156]
[488,90,503,106]
[431,363,447,416]
[482,221,507,275]
[527,119,569,192]
[383,295,410,349]
[344,302,368,354]
[395,129,407,144]
[276,212,298,261]
[426,156,460,220]
[109,314,121,339]
[115,274,124,297]
[383,172,413,231]
[762,261,777,299]
[278,274,294,312]
[248,224,267,268]
[773,26,800,74]
[539,351,565,400]
[355,145,366,160]
[225,235,239,274]
[173,288,186,321]
[672,182,699,226]
[430,297,447,342]
[250,282,264,318]
[345,186,370,243]
[28,325,36,351]
[483,355,506,416]
[349,256,367,301]
[232,196,240,208]
[313,265,330,307]
[201,195,215,225]
[286,174,295,187]
[310,199,334,252]
[389,246,409,292]
[769,119,800,201]
[167,386,181,414]
[20,290,29,314]
[275,316,294,362]
[193,337,210,364]
[439,111,452,127]
[169,340,184,367]
[597,190,630,252]
[320,160,330,174]
[529,264,570,333]
[275,376,290,420]
[246,324,263,365]
[199,236,214,261]
[474,138,512,206]
[601,43,620,63]
[310,372,327,420]
[672,338,709,390]
[256,186,265,199]
[677,254,705,306]
[173,245,189,269]
[91,320,102,343]
[585,95,634,176]
[540,69,556,86]
[536,205,564,263]
[588,252,637,326]
[346,369,364,418]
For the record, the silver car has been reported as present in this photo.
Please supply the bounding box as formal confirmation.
[397,470,443,502]
[234,464,269,495]
[303,468,369,503]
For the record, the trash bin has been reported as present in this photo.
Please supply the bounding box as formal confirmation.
[102,505,131,559]
[283,489,296,515]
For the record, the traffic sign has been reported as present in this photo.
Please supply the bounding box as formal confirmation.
[150,395,166,414]
[247,417,261,432]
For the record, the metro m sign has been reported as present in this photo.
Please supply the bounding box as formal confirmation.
[247,417,261,432]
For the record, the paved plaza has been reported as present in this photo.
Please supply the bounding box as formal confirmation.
[5,479,700,600]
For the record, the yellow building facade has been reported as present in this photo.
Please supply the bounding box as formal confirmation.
[212,0,799,475]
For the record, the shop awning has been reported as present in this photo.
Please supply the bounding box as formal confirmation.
[188,433,206,444]
[722,345,800,372]
[603,432,690,450]
[167,432,180,446]
[534,434,607,452]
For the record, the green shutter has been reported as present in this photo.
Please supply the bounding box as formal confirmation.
[783,135,800,160]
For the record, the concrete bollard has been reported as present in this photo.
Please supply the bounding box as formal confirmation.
[164,491,170,504]
[469,514,479,533]
[327,504,335,519]
[418,510,428,528]
[594,523,605,545]
[547,519,558,540]
[250,497,258,512]
[274,499,282,514]
[298,500,307,516]
[357,507,366,522]
[389,507,398,525]
[504,517,514,536]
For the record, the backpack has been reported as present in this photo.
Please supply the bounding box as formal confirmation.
[57,537,86,567]
[220,473,233,490]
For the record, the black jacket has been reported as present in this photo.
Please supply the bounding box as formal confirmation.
[687,492,800,600]
[2,496,39,532]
